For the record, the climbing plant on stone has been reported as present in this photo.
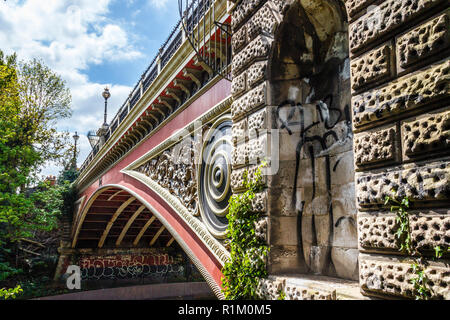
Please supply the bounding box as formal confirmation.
[384,190,447,300]
[221,164,268,300]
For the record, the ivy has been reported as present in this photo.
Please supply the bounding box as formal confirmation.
[0,285,22,300]
[221,164,268,300]
[384,190,448,300]
[384,193,412,255]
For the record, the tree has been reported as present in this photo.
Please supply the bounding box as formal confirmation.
[0,49,74,237]
[0,50,74,278]
[17,57,72,169]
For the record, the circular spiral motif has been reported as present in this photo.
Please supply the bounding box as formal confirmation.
[198,115,232,239]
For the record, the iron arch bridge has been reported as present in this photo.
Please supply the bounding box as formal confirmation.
[68,0,233,298]
[64,0,450,301]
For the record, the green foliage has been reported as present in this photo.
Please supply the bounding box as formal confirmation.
[410,261,432,300]
[0,50,76,298]
[0,262,22,282]
[16,56,73,167]
[221,164,268,300]
[384,193,412,255]
[0,50,74,240]
[0,285,23,300]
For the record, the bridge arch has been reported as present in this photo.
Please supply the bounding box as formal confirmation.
[72,183,225,298]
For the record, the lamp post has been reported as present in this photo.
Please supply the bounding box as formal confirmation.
[102,87,111,126]
[72,131,79,169]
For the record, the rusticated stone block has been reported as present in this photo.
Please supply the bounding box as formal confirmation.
[248,107,268,137]
[270,0,289,15]
[231,72,247,98]
[252,190,268,213]
[246,2,279,41]
[351,43,394,91]
[358,212,450,251]
[410,214,450,250]
[349,0,446,53]
[397,11,450,69]
[360,256,450,299]
[356,161,450,208]
[345,0,378,18]
[231,82,266,120]
[284,285,334,300]
[354,125,398,167]
[358,215,397,250]
[231,167,247,191]
[402,110,450,157]
[230,164,264,192]
[247,134,269,163]
[352,60,450,128]
[232,118,247,145]
[247,61,267,88]
[232,0,266,31]
[257,278,285,300]
[232,35,272,76]
[232,25,247,53]
[254,216,268,241]
[232,141,248,167]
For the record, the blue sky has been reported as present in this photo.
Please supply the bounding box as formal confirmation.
[0,0,181,177]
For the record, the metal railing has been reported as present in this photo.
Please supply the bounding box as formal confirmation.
[79,0,226,174]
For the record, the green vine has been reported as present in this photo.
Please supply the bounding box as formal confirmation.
[221,164,268,300]
[384,190,448,300]
[0,285,23,300]
[384,193,413,255]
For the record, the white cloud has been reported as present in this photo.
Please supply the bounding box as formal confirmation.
[149,0,169,9]
[0,0,142,178]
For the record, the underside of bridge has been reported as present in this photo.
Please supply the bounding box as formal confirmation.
[74,187,174,249]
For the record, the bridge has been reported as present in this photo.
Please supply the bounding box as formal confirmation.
[60,0,450,300]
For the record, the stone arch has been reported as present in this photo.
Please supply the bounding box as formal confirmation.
[267,0,358,280]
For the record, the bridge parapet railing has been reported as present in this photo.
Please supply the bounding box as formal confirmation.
[78,0,226,175]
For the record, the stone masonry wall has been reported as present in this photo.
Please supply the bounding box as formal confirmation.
[349,0,450,300]
[230,0,449,300]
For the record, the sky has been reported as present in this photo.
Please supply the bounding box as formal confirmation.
[0,0,181,178]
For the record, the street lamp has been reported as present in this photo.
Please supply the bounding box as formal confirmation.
[72,131,79,168]
[102,87,111,126]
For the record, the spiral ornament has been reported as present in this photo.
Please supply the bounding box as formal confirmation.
[198,115,233,239]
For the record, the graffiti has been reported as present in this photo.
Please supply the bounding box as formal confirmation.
[276,94,352,202]
[78,254,184,281]
[276,93,354,275]
[80,263,185,281]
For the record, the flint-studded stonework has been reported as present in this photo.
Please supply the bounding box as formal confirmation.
[352,59,449,129]
[346,0,450,300]
[230,0,450,300]
[360,255,450,299]
[397,10,450,70]
[354,125,398,167]
[351,43,394,91]
[356,161,450,208]
[358,211,450,251]
[349,0,448,54]
[402,110,450,157]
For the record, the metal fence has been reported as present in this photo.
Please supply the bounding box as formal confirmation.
[79,0,227,174]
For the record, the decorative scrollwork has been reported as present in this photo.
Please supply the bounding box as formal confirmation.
[198,115,233,239]
[137,141,198,215]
